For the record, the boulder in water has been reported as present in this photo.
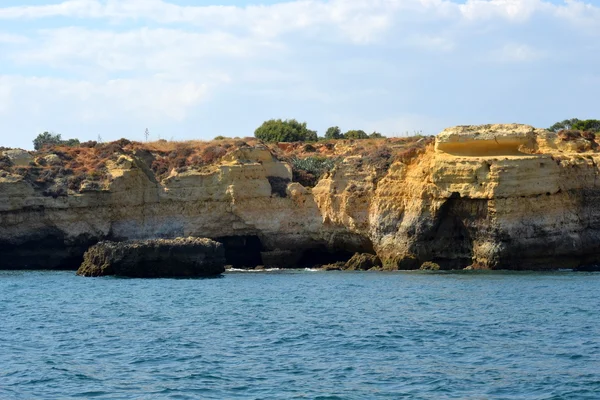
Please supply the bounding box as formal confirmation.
[77,237,225,277]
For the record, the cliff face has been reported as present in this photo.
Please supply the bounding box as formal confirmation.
[2,124,600,270]
[370,124,600,270]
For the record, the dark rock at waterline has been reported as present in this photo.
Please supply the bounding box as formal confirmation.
[344,253,382,271]
[420,261,441,271]
[77,237,225,277]
[574,264,600,272]
[260,249,302,269]
[320,254,382,271]
[321,261,345,271]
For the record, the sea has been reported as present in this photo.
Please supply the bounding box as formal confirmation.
[1,269,599,399]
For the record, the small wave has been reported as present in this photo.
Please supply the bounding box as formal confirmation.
[225,268,281,272]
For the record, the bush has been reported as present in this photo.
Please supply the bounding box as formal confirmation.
[214,135,227,140]
[572,119,600,132]
[344,130,369,139]
[291,157,337,187]
[254,119,318,143]
[325,126,343,140]
[81,141,98,148]
[33,132,80,150]
[33,132,63,150]
[549,118,600,133]
[201,145,227,164]
[303,144,316,152]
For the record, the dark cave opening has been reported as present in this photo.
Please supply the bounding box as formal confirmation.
[297,245,356,268]
[214,235,264,268]
[423,192,478,269]
[0,231,98,270]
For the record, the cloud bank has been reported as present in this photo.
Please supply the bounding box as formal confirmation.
[0,0,598,148]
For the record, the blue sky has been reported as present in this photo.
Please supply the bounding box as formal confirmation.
[0,0,599,149]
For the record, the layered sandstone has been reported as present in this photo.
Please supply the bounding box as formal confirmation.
[1,125,600,271]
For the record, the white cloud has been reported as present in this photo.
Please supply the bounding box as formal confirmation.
[0,0,599,149]
[2,75,209,121]
[11,27,281,76]
[459,0,547,22]
[490,43,546,62]
[552,0,600,34]
[0,32,29,44]
[406,34,455,52]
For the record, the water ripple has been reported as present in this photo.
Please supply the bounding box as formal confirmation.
[1,270,599,399]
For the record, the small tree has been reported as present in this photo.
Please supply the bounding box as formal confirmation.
[33,132,63,150]
[254,119,318,143]
[369,131,385,139]
[324,126,343,140]
[549,118,600,133]
[572,119,600,132]
[343,129,369,139]
[549,118,580,132]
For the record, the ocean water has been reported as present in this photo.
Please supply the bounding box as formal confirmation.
[1,270,599,399]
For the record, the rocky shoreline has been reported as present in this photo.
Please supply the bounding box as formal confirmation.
[2,124,600,273]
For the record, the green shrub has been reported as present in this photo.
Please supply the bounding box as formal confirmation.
[254,119,318,143]
[344,130,369,139]
[33,132,80,150]
[291,156,337,187]
[549,118,600,133]
[325,126,343,140]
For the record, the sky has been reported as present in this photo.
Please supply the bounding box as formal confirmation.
[0,0,599,149]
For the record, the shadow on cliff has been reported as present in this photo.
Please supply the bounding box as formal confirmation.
[0,228,98,270]
[414,192,485,270]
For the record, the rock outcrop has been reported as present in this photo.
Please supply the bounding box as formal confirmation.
[344,253,382,271]
[3,125,600,271]
[76,237,225,277]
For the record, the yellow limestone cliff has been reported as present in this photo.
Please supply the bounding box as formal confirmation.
[370,124,600,269]
[1,124,600,270]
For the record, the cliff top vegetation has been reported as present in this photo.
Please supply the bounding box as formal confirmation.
[0,134,433,196]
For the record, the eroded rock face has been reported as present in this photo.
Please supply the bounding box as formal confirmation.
[435,124,539,156]
[2,149,33,167]
[77,237,225,277]
[371,124,600,270]
[3,124,600,271]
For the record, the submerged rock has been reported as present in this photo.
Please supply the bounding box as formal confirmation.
[77,237,225,278]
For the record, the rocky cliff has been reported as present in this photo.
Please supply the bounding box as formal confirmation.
[1,124,599,270]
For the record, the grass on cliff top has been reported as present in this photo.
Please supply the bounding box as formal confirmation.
[0,135,432,192]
